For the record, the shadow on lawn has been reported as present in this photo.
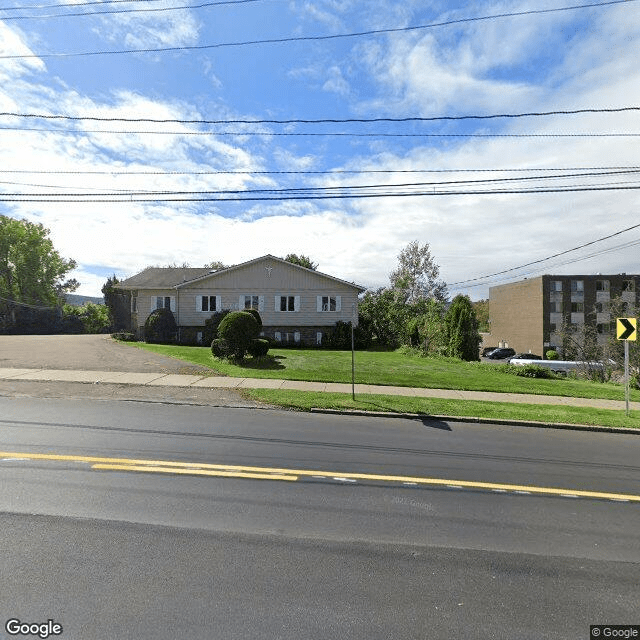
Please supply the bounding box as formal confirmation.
[233,354,287,371]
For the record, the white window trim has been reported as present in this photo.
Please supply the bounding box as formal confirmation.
[317,295,341,312]
[276,294,301,312]
[196,295,222,313]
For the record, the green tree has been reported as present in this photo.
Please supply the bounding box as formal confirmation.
[389,240,448,304]
[444,295,481,361]
[0,216,78,306]
[63,303,110,334]
[472,299,490,332]
[203,260,227,271]
[102,275,130,331]
[284,254,318,270]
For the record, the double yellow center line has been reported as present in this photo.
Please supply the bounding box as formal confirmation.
[2,450,639,503]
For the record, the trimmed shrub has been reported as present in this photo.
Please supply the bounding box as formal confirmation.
[244,308,262,328]
[217,311,259,359]
[111,331,136,342]
[546,350,559,360]
[324,321,371,350]
[248,338,270,357]
[211,338,231,358]
[203,309,231,346]
[179,326,203,346]
[144,308,177,344]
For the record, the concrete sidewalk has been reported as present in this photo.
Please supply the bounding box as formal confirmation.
[0,366,638,412]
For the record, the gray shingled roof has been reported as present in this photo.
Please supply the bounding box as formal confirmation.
[116,267,213,289]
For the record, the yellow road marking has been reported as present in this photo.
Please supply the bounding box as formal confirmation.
[2,450,640,502]
[91,464,297,481]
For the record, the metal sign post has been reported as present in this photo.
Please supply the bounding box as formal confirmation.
[625,339,630,417]
[351,303,356,401]
[616,317,637,418]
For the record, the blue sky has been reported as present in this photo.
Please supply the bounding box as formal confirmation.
[1,0,639,299]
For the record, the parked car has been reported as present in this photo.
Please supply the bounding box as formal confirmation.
[485,347,516,360]
[481,347,499,357]
[508,353,542,362]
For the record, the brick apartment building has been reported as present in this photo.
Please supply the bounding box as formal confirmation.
[488,274,640,357]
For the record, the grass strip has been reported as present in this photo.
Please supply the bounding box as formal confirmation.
[241,389,640,430]
[129,342,640,403]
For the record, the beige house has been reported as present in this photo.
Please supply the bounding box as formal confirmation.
[116,255,365,345]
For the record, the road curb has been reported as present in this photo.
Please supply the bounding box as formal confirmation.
[308,407,640,435]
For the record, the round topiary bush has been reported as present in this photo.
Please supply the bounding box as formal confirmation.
[217,311,259,359]
[545,349,559,360]
[211,338,231,358]
[203,309,232,346]
[144,308,177,344]
[243,308,262,328]
[247,338,270,357]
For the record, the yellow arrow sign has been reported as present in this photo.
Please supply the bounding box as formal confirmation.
[616,317,637,341]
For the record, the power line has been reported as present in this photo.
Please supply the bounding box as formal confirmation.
[3,169,638,194]
[450,222,640,287]
[2,125,639,138]
[0,0,635,59]
[0,0,266,20]
[0,165,638,176]
[2,106,639,124]
[1,183,639,202]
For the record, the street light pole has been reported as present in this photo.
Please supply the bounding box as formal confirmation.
[351,303,356,401]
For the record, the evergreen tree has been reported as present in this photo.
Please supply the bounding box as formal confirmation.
[444,295,481,361]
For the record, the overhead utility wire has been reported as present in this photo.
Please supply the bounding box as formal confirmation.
[0,0,634,59]
[2,125,639,138]
[4,170,638,194]
[3,106,639,124]
[1,165,638,176]
[1,183,639,202]
[449,221,640,286]
[0,0,266,20]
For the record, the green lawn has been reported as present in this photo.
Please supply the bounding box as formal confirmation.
[241,389,640,430]
[129,341,640,402]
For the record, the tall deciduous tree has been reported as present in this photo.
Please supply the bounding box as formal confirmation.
[389,241,448,304]
[284,253,318,270]
[0,215,78,306]
[444,295,481,361]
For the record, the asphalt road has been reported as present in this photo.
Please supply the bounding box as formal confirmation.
[1,397,638,639]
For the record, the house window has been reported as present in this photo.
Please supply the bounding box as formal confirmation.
[324,296,336,311]
[294,331,300,343]
[131,297,137,313]
[596,280,610,291]
[571,302,584,313]
[153,296,174,311]
[622,280,636,292]
[196,331,203,344]
[570,280,584,293]
[316,332,323,345]
[274,332,281,342]
[244,295,259,310]
[200,296,218,312]
[549,301,562,313]
[277,295,300,312]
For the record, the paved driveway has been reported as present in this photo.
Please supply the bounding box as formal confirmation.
[0,335,213,374]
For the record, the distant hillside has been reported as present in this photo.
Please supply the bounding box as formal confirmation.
[64,294,104,307]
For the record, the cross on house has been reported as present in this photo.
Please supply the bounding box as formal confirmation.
[265,266,273,277]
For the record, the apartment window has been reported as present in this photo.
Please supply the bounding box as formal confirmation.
[571,302,584,313]
[570,280,584,293]
[551,280,563,292]
[549,301,562,313]
[596,280,610,291]
[317,295,341,312]
[595,301,610,313]
[276,295,300,312]
[549,323,557,332]
[622,280,636,292]
[597,323,612,335]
